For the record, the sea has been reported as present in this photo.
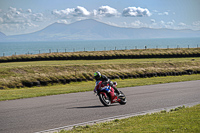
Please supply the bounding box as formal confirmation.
[0,38,200,57]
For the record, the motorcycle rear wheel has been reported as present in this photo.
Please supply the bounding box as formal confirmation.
[99,93,111,106]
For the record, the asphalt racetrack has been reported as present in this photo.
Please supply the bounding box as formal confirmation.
[0,80,200,133]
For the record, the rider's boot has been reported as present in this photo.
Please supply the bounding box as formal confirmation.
[113,86,123,97]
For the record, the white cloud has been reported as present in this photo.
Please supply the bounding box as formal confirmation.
[9,7,17,12]
[0,17,3,23]
[52,9,74,19]
[178,22,186,26]
[106,21,119,27]
[130,20,148,28]
[0,7,46,35]
[192,21,200,26]
[96,6,119,17]
[1,7,45,24]
[166,22,173,25]
[0,22,38,35]
[151,19,156,23]
[191,21,200,30]
[147,19,198,30]
[123,20,180,29]
[52,6,151,19]
[27,9,32,13]
[166,20,175,26]
[2,8,27,24]
[122,7,151,17]
[75,6,90,16]
[159,20,175,28]
[30,13,44,22]
[122,22,127,27]
[52,6,90,18]
[147,20,177,29]
[153,10,158,13]
[52,5,120,20]
[57,19,69,24]
[158,12,169,16]
[163,12,169,15]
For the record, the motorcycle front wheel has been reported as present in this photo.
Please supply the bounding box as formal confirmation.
[118,91,127,105]
[99,93,111,106]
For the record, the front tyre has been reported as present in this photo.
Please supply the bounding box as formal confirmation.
[99,93,111,106]
[118,91,127,105]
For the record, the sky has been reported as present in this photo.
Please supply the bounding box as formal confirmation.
[0,0,200,35]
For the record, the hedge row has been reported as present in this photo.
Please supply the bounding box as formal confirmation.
[0,48,200,63]
[0,69,199,89]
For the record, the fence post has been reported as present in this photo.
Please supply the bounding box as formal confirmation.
[75,65,77,78]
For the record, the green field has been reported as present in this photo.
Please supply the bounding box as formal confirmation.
[0,74,199,101]
[60,104,200,133]
[0,57,200,89]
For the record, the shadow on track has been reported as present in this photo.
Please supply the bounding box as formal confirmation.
[75,105,104,108]
[67,104,120,109]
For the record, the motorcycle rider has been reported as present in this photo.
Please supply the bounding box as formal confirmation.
[93,71,121,96]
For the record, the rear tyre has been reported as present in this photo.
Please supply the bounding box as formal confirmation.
[118,91,127,105]
[99,93,111,106]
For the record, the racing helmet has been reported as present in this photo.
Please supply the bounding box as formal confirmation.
[94,71,101,80]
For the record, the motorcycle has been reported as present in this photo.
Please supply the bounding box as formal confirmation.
[96,81,127,106]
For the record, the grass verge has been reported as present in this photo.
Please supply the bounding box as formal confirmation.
[1,57,200,89]
[0,74,199,101]
[60,104,200,133]
[0,48,200,63]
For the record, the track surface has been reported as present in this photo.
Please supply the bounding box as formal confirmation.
[0,80,200,133]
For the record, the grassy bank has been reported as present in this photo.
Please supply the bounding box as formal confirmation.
[0,57,200,89]
[0,48,200,63]
[60,104,200,133]
[0,74,199,101]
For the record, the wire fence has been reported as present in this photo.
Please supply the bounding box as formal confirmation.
[1,44,199,57]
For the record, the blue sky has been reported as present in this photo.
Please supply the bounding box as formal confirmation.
[0,0,200,35]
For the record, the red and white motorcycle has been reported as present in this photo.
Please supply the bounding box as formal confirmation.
[95,81,127,106]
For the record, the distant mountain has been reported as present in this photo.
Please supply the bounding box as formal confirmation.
[2,19,200,42]
[0,32,7,41]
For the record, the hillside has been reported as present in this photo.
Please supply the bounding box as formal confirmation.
[2,19,200,42]
[0,32,6,41]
